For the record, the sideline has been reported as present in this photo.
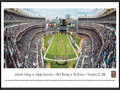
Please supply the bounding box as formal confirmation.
[44,35,55,59]
[67,35,78,58]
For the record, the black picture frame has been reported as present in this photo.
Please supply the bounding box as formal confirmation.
[0,0,119,90]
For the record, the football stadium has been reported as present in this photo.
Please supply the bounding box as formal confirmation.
[4,8,116,68]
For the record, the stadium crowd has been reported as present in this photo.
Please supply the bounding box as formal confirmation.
[4,9,45,68]
[17,28,45,68]
[4,10,45,22]
[77,10,116,68]
[78,11,116,23]
[4,27,25,68]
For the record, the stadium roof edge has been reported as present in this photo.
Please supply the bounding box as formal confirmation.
[4,8,45,19]
[78,8,116,18]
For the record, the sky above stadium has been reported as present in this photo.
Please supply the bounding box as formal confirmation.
[22,8,103,20]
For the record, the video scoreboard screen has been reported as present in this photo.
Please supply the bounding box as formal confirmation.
[60,19,67,26]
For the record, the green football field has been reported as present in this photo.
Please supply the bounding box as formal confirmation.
[44,34,77,60]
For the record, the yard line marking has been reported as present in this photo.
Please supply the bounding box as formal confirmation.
[44,57,78,61]
[44,35,78,61]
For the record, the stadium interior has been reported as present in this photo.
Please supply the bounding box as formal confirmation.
[4,8,116,68]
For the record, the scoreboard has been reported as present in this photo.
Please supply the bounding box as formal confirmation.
[48,19,76,28]
[60,19,67,26]
[49,22,57,27]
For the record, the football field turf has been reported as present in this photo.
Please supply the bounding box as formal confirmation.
[44,34,77,60]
